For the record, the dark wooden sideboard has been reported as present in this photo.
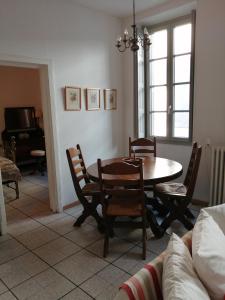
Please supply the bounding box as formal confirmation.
[2,128,45,166]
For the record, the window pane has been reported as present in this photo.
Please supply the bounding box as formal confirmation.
[150,59,167,85]
[150,30,167,59]
[138,113,145,138]
[174,54,190,83]
[151,86,167,111]
[174,24,192,55]
[151,112,167,137]
[173,112,189,138]
[174,84,190,110]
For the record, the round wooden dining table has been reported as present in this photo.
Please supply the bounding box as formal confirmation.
[87,156,183,238]
[87,156,183,184]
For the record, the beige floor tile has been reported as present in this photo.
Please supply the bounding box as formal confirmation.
[21,184,46,195]
[6,208,27,224]
[9,195,37,209]
[8,216,41,237]
[11,278,42,299]
[113,246,157,274]
[16,226,59,250]
[0,252,48,289]
[64,205,83,217]
[13,252,48,276]
[0,291,17,300]
[31,189,49,203]
[96,284,119,300]
[0,281,8,295]
[46,215,76,235]
[0,235,12,244]
[61,288,92,300]
[0,238,27,265]
[17,201,49,217]
[80,275,110,298]
[88,237,134,262]
[97,265,130,286]
[64,223,102,247]
[114,226,153,245]
[142,233,171,255]
[12,268,75,300]
[34,237,81,265]
[32,210,67,225]
[54,249,108,285]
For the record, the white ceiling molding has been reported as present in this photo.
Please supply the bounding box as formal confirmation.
[71,0,171,18]
[122,0,197,26]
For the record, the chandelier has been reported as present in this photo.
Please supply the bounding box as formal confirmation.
[116,0,151,52]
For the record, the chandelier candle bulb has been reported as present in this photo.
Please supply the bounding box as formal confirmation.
[115,0,151,52]
[144,27,149,36]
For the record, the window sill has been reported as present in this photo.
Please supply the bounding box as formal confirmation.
[149,137,192,146]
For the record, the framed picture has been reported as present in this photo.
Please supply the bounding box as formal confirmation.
[65,86,81,111]
[104,89,117,110]
[86,88,100,111]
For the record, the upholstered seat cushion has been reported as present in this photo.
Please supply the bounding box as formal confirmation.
[82,182,100,195]
[0,156,21,182]
[155,182,187,196]
[30,150,46,157]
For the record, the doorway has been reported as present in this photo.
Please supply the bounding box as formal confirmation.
[0,55,62,234]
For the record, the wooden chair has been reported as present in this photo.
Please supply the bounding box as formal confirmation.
[129,137,156,158]
[154,143,202,232]
[98,159,147,259]
[66,145,103,231]
[129,137,156,193]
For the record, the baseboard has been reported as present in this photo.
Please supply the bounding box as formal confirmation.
[63,201,80,210]
[192,198,208,207]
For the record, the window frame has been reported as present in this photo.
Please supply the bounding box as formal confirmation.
[140,12,196,144]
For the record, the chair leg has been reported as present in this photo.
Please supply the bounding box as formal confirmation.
[178,215,194,230]
[103,217,110,258]
[74,209,90,227]
[185,208,195,219]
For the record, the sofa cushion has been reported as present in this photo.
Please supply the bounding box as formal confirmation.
[192,209,225,300]
[163,233,210,300]
[203,203,225,234]
[117,231,192,300]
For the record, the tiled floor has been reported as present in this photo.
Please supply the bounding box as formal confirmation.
[2,175,202,300]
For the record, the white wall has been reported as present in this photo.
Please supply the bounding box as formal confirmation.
[0,0,124,206]
[123,0,225,202]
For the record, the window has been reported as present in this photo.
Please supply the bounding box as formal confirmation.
[137,14,195,142]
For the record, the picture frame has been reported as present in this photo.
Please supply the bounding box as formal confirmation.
[104,89,117,110]
[86,88,101,111]
[65,86,81,111]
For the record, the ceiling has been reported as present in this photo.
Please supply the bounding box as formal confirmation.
[72,0,171,18]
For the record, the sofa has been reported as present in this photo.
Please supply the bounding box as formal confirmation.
[114,204,225,300]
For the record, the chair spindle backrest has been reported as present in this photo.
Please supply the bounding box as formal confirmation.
[129,137,156,158]
[184,142,198,187]
[66,144,89,195]
[98,159,144,201]
[186,145,202,197]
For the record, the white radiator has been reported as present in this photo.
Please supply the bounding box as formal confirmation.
[210,146,225,206]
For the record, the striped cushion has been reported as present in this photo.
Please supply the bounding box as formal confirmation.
[120,231,192,300]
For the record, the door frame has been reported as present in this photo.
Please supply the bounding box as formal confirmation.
[0,54,62,222]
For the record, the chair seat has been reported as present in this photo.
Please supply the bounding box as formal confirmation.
[30,150,45,157]
[82,182,100,195]
[106,198,143,216]
[155,182,187,196]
